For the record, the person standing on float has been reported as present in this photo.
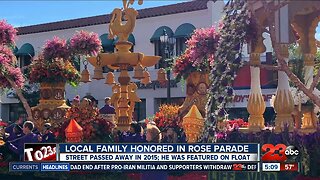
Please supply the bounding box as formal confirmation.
[99,97,116,114]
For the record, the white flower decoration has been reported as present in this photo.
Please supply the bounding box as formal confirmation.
[269,95,276,108]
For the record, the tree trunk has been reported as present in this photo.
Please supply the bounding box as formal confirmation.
[6,78,33,120]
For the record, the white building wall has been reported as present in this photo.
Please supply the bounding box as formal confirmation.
[1,1,225,120]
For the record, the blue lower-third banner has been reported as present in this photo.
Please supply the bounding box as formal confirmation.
[9,162,259,172]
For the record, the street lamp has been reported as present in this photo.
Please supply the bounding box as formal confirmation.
[160,29,176,104]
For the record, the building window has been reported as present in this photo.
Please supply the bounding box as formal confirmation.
[176,37,187,56]
[8,104,26,122]
[154,40,165,69]
[18,55,32,68]
[102,46,114,53]
[133,99,146,122]
[102,66,114,73]
[173,23,195,55]
[151,26,174,69]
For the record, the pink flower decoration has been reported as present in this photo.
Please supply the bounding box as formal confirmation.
[173,26,219,80]
[43,36,69,60]
[215,132,225,139]
[70,30,102,56]
[0,46,15,64]
[0,43,24,88]
[0,20,17,45]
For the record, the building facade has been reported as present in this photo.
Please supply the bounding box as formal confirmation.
[0,0,275,122]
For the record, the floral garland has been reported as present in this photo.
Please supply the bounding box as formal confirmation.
[290,87,314,106]
[173,26,219,82]
[202,0,256,143]
[287,86,320,114]
[0,20,25,89]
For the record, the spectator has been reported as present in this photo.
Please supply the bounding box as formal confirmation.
[8,121,39,160]
[92,100,98,108]
[6,124,23,142]
[39,123,55,143]
[142,123,167,180]
[99,97,116,114]
[72,95,80,107]
[145,124,162,143]
[122,122,145,143]
[5,114,24,139]
[161,127,178,143]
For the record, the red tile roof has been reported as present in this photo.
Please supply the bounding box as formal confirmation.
[16,0,210,35]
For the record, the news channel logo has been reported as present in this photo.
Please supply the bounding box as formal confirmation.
[24,143,57,161]
[261,144,299,162]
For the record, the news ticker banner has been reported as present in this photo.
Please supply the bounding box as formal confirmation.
[58,143,260,162]
[9,162,300,172]
[9,162,260,172]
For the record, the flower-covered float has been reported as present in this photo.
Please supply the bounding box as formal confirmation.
[29,31,101,131]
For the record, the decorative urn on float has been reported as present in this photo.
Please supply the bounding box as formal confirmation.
[29,56,79,131]
[31,81,71,131]
[28,40,79,131]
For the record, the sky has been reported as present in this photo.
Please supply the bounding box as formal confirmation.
[0,1,319,40]
[0,1,185,27]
